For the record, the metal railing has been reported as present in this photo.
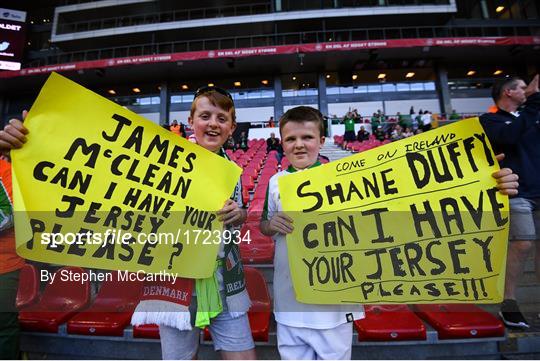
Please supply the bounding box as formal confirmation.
[27,23,538,68]
[56,3,272,35]
[55,1,455,35]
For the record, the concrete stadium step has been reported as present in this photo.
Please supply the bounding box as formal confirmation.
[21,327,509,360]
[320,142,352,161]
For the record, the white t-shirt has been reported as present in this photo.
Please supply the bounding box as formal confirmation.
[263,165,364,329]
[420,113,432,126]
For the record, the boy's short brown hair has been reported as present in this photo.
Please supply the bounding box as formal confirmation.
[279,106,325,137]
[190,88,236,122]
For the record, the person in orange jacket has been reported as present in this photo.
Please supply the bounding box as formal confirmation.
[169,119,181,135]
[0,156,24,359]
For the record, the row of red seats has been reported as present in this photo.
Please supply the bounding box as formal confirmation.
[355,304,504,341]
[333,134,391,153]
[16,265,271,341]
[17,264,504,342]
[237,144,278,264]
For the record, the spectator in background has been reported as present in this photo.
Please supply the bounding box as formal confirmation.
[351,108,360,122]
[449,109,461,120]
[480,74,540,329]
[370,112,381,131]
[374,125,386,141]
[267,132,283,164]
[342,112,356,149]
[268,116,275,128]
[409,106,415,115]
[421,110,432,132]
[402,126,414,138]
[356,126,370,142]
[0,156,24,360]
[266,132,280,152]
[390,124,404,141]
[169,119,181,135]
[224,136,236,150]
[179,122,187,138]
[412,109,421,131]
[237,131,249,151]
[398,111,412,130]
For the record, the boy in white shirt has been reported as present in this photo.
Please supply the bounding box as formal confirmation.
[260,106,364,360]
[259,106,520,360]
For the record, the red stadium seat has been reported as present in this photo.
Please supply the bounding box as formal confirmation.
[242,167,258,179]
[241,174,255,192]
[133,324,160,339]
[239,222,274,264]
[260,168,277,177]
[16,264,40,310]
[354,305,426,341]
[252,155,265,163]
[246,197,265,223]
[242,187,250,206]
[19,266,91,333]
[236,159,249,168]
[414,304,505,339]
[204,267,271,342]
[281,158,291,170]
[244,267,271,341]
[67,271,143,336]
[250,195,265,208]
[266,151,279,160]
[263,163,278,173]
[257,175,271,188]
[252,186,267,200]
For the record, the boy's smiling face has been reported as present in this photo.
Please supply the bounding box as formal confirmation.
[281,121,325,170]
[189,96,236,153]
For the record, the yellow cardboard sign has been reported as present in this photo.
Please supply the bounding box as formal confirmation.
[13,72,242,279]
[279,119,508,304]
